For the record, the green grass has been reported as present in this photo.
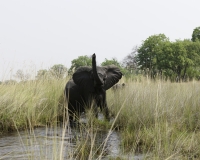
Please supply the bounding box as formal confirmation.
[1,78,200,159]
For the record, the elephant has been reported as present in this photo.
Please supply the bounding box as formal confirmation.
[65,53,122,127]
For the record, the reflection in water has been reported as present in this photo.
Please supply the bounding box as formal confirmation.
[0,126,122,160]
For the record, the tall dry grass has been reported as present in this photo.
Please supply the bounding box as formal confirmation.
[1,77,200,159]
[0,79,66,133]
[108,79,200,159]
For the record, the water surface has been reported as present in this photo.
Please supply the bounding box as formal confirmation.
[0,115,144,159]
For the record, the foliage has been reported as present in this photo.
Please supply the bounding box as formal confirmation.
[68,55,92,75]
[136,34,200,81]
[137,34,169,79]
[101,58,121,67]
[49,64,67,79]
[101,58,128,75]
[35,69,48,80]
[14,69,30,81]
[191,26,200,42]
[35,64,67,80]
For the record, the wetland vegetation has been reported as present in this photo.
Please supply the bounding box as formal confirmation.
[1,26,200,159]
[1,77,200,159]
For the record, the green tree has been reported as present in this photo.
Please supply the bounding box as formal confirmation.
[49,64,67,79]
[156,40,174,79]
[182,39,200,80]
[136,34,200,81]
[164,39,200,81]
[69,55,92,74]
[35,69,48,80]
[101,58,128,75]
[170,40,188,81]
[137,34,169,78]
[101,58,121,67]
[191,26,200,42]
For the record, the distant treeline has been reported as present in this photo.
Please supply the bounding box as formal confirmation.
[1,26,200,84]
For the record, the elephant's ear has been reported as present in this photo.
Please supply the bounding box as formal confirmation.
[103,65,123,90]
[73,67,94,92]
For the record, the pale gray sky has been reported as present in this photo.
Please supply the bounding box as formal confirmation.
[0,0,199,80]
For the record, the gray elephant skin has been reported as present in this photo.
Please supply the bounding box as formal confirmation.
[65,53,122,127]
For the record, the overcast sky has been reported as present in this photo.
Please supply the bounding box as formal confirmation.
[0,0,200,80]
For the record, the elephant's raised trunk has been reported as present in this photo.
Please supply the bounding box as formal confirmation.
[92,53,103,86]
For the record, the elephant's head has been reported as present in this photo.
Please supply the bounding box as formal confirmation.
[73,53,122,92]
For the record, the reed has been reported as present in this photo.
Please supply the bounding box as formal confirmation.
[1,77,200,159]
[0,78,66,133]
[108,79,200,159]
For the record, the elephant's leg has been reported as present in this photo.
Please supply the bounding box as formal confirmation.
[103,92,110,120]
[99,95,110,121]
[69,113,81,128]
[68,108,78,128]
[69,113,75,128]
[102,101,110,121]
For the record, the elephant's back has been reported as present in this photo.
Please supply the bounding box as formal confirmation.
[65,79,76,88]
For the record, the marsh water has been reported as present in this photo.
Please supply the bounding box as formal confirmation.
[0,115,144,159]
[0,127,120,159]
